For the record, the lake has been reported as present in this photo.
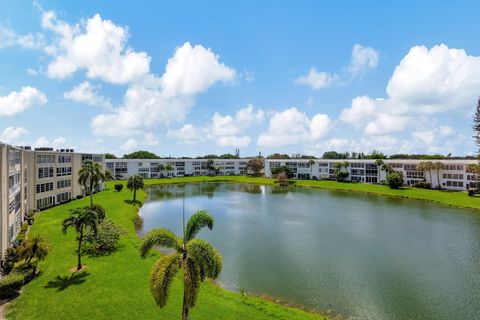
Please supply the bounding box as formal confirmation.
[139,182,480,320]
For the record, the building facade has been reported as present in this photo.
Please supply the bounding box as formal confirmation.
[264,159,478,191]
[106,158,249,179]
[1,145,105,267]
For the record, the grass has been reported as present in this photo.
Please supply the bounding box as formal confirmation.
[141,176,480,211]
[6,181,328,320]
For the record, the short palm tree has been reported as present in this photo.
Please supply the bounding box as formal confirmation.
[308,159,315,179]
[78,160,106,206]
[140,210,222,320]
[165,164,174,177]
[62,207,99,271]
[20,233,50,265]
[417,161,434,185]
[127,175,144,205]
[433,162,444,189]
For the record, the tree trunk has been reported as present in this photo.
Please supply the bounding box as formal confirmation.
[77,228,83,271]
[133,187,137,205]
[436,170,440,189]
[90,180,94,206]
[182,290,189,320]
[428,170,432,186]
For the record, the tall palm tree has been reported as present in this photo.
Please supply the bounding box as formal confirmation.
[62,207,99,271]
[417,161,433,185]
[140,210,222,320]
[158,164,165,178]
[308,159,315,179]
[206,159,215,176]
[165,164,174,177]
[375,159,384,182]
[78,160,106,206]
[20,233,50,265]
[127,175,144,205]
[467,163,480,191]
[433,162,444,189]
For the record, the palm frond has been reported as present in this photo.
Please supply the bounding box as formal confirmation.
[185,210,214,241]
[140,228,182,258]
[150,253,182,307]
[183,257,200,308]
[187,239,222,280]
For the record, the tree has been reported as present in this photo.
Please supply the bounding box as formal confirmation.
[386,172,404,189]
[105,169,113,181]
[140,211,222,320]
[62,207,99,271]
[375,159,384,182]
[127,175,144,205]
[206,159,215,176]
[246,157,264,176]
[165,164,174,177]
[433,162,444,189]
[123,150,160,159]
[417,161,433,184]
[308,159,315,179]
[333,162,350,182]
[19,233,50,265]
[365,150,386,159]
[270,166,294,178]
[381,163,393,174]
[105,153,117,159]
[467,164,480,191]
[158,164,165,178]
[473,97,480,150]
[78,160,106,206]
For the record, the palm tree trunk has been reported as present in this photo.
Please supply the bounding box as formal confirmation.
[77,228,83,271]
[133,187,137,205]
[429,170,432,186]
[436,170,440,189]
[89,180,94,206]
[182,291,189,320]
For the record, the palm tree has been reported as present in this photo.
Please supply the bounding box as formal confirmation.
[417,161,433,185]
[165,164,174,177]
[78,160,106,206]
[140,210,222,320]
[308,159,315,179]
[127,175,144,205]
[467,163,480,191]
[62,207,99,271]
[433,162,444,189]
[375,159,384,182]
[381,163,393,174]
[158,164,165,178]
[105,169,113,181]
[206,159,215,176]
[20,233,50,265]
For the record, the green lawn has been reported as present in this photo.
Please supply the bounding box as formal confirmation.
[142,176,480,211]
[6,181,327,320]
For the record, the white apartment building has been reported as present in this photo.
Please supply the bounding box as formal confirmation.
[106,158,249,179]
[1,144,105,267]
[264,159,478,191]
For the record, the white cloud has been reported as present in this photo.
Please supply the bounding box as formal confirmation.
[161,42,236,97]
[143,132,159,146]
[295,68,338,89]
[0,25,45,49]
[217,135,251,147]
[0,87,47,116]
[348,44,379,77]
[0,127,28,144]
[341,44,480,137]
[42,12,150,83]
[34,136,68,149]
[92,42,236,136]
[167,124,205,144]
[120,138,139,151]
[64,81,112,109]
[296,44,379,90]
[27,68,39,76]
[257,107,332,147]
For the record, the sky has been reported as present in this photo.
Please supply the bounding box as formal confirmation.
[0,1,479,157]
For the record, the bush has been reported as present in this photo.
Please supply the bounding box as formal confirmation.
[11,263,37,283]
[2,247,20,274]
[114,184,124,192]
[0,273,24,298]
[386,172,404,189]
[83,219,125,255]
[335,171,349,182]
[134,215,144,231]
[414,182,431,189]
[89,204,106,221]
[76,195,83,200]
[468,189,475,197]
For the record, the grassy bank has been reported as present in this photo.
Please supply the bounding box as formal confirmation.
[6,181,327,320]
[142,176,480,211]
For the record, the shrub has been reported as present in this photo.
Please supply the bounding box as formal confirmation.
[83,219,125,255]
[468,189,475,197]
[11,263,37,283]
[76,195,83,200]
[386,172,404,189]
[414,182,431,189]
[134,215,144,231]
[2,247,20,274]
[335,171,349,182]
[89,204,106,221]
[114,184,124,192]
[0,273,24,298]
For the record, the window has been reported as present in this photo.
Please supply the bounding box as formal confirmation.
[36,154,55,164]
[57,179,71,189]
[56,167,72,176]
[58,155,72,163]
[36,182,54,193]
[37,196,55,209]
[38,167,54,178]
[57,192,71,203]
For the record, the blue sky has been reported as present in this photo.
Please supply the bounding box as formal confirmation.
[0,1,479,157]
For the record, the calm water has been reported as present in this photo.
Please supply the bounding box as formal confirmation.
[139,183,480,320]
